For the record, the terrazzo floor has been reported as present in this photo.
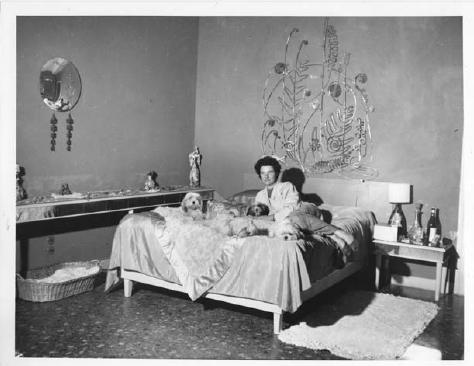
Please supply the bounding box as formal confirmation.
[15,274,464,360]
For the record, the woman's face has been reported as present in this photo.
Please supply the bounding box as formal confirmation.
[260,165,277,187]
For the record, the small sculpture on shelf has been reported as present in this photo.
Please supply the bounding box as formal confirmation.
[60,183,72,195]
[144,171,160,191]
[189,146,202,187]
[16,164,27,201]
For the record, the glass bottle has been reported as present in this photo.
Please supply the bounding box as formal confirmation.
[435,208,442,236]
[426,207,437,246]
[407,205,423,245]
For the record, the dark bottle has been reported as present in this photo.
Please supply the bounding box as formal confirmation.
[426,207,437,245]
[435,208,442,236]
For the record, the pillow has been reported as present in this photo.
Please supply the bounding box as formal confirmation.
[226,189,260,206]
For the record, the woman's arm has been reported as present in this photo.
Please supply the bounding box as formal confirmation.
[274,182,300,222]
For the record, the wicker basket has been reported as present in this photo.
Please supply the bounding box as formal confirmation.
[16,260,100,302]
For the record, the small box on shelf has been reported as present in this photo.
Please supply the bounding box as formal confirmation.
[373,224,398,242]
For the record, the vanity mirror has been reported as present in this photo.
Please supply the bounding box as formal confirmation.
[39,57,81,151]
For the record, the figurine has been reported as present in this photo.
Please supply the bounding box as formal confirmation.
[16,164,27,201]
[189,146,202,187]
[60,183,72,195]
[144,171,159,191]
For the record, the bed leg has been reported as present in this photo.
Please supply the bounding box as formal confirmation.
[375,253,382,290]
[273,312,283,334]
[124,278,133,297]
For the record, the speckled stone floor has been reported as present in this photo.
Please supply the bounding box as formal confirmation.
[15,274,464,360]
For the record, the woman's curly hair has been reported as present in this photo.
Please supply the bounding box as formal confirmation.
[254,156,282,179]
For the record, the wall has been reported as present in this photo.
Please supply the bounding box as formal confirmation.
[16,17,199,270]
[195,17,464,293]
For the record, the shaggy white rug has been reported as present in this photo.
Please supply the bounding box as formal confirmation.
[278,290,439,360]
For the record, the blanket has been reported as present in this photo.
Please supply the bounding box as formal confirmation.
[153,207,244,300]
[105,208,245,300]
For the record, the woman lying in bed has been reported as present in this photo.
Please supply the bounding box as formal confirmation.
[251,155,355,262]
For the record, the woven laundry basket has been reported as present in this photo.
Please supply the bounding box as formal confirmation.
[16,260,100,302]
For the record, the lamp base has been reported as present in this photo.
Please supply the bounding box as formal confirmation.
[388,203,407,239]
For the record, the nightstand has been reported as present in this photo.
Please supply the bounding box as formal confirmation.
[373,239,456,301]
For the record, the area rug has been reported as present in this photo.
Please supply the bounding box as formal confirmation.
[278,290,439,360]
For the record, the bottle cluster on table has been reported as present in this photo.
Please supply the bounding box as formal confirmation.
[407,205,442,247]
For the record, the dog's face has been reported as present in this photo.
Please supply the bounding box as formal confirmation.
[181,192,203,213]
[269,220,303,241]
[246,203,270,217]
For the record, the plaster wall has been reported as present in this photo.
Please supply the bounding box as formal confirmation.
[16,16,199,270]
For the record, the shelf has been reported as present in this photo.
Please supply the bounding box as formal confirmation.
[16,187,214,223]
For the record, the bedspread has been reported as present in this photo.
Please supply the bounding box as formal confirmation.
[105,204,375,312]
[208,235,336,312]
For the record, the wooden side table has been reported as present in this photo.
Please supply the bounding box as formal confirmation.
[373,239,456,301]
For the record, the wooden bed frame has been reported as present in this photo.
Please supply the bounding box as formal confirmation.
[121,260,365,334]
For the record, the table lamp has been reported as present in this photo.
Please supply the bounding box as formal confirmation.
[388,183,410,238]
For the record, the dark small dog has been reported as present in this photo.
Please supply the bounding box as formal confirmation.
[246,203,270,217]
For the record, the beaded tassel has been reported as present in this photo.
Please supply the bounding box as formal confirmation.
[66,113,74,151]
[50,113,58,151]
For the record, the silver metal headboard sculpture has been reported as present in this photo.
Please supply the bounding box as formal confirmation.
[262,18,378,179]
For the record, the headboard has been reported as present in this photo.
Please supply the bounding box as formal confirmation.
[243,173,393,224]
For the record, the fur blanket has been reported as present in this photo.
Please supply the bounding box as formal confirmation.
[206,199,249,218]
[204,200,355,254]
[153,207,246,300]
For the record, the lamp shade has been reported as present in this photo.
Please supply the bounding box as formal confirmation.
[388,183,410,203]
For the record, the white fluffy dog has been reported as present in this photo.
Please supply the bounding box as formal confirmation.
[269,219,302,241]
[181,192,204,220]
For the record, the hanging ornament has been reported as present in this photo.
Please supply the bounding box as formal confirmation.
[39,57,82,152]
[66,113,74,151]
[50,113,58,151]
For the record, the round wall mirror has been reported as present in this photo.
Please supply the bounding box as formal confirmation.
[39,57,82,112]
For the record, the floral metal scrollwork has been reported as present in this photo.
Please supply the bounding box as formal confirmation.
[262,19,378,178]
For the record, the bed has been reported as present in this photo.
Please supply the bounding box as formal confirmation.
[105,187,376,334]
